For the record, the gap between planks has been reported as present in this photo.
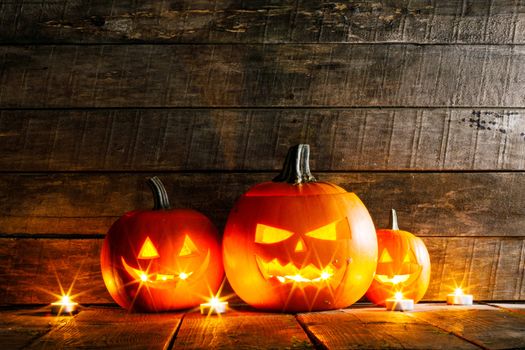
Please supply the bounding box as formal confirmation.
[3,105,525,111]
[8,304,525,350]
[3,42,525,47]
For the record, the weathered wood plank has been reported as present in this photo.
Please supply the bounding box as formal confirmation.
[0,238,110,305]
[1,237,524,304]
[29,307,182,349]
[409,307,525,349]
[173,311,312,349]
[1,109,523,171]
[297,309,477,349]
[0,172,523,237]
[423,238,525,301]
[2,44,525,108]
[1,0,525,44]
[0,309,71,349]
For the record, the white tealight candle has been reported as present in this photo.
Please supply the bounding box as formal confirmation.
[385,292,414,311]
[447,288,473,305]
[51,295,79,314]
[200,297,228,315]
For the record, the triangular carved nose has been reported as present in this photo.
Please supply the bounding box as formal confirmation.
[295,238,306,252]
[138,237,160,259]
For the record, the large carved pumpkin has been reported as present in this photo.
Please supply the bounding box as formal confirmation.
[223,144,377,312]
[366,209,431,305]
[101,177,223,312]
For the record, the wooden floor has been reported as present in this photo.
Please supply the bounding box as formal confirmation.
[2,303,525,350]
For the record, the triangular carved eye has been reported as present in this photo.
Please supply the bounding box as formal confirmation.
[305,221,337,241]
[138,237,160,259]
[255,224,294,244]
[179,235,198,256]
[403,252,411,263]
[379,248,393,263]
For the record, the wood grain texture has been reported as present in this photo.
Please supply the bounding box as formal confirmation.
[28,307,182,349]
[173,312,313,349]
[1,108,524,171]
[0,238,109,305]
[1,237,524,304]
[0,309,71,349]
[423,237,525,301]
[2,0,525,44]
[0,172,523,237]
[2,44,525,108]
[409,308,525,350]
[297,309,477,349]
[3,305,525,350]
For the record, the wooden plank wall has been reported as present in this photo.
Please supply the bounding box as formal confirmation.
[1,0,524,304]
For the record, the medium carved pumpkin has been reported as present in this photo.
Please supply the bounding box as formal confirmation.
[101,177,223,312]
[223,144,377,312]
[366,209,431,305]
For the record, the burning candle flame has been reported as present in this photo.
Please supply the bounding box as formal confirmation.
[200,295,228,315]
[454,288,463,296]
[51,294,79,314]
[208,296,221,308]
[53,294,77,306]
[394,292,403,301]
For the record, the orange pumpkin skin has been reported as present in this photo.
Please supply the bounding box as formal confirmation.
[101,177,223,312]
[366,211,431,305]
[223,145,377,312]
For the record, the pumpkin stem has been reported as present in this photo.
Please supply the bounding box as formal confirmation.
[146,176,171,210]
[389,209,399,230]
[272,144,317,184]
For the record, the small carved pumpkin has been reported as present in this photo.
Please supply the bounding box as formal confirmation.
[366,209,431,305]
[223,144,377,312]
[100,177,223,312]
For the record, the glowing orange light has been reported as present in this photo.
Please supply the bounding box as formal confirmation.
[320,271,332,280]
[447,286,473,305]
[179,272,189,280]
[255,224,294,244]
[379,249,393,263]
[138,237,160,259]
[178,235,198,256]
[394,292,403,301]
[51,294,79,314]
[200,295,228,315]
[305,221,338,240]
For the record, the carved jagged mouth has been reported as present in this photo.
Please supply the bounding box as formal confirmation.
[255,255,347,288]
[374,274,411,285]
[121,250,211,289]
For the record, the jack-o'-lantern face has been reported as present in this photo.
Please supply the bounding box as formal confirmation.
[102,208,223,312]
[374,246,422,287]
[223,144,377,312]
[365,210,431,306]
[101,176,223,312]
[121,235,211,290]
[254,218,351,289]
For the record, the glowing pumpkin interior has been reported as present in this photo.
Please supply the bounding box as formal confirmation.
[223,144,378,312]
[365,209,431,305]
[101,177,223,312]
[254,219,351,286]
[120,235,211,289]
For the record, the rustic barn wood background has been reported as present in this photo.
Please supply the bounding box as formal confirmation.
[1,0,524,305]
